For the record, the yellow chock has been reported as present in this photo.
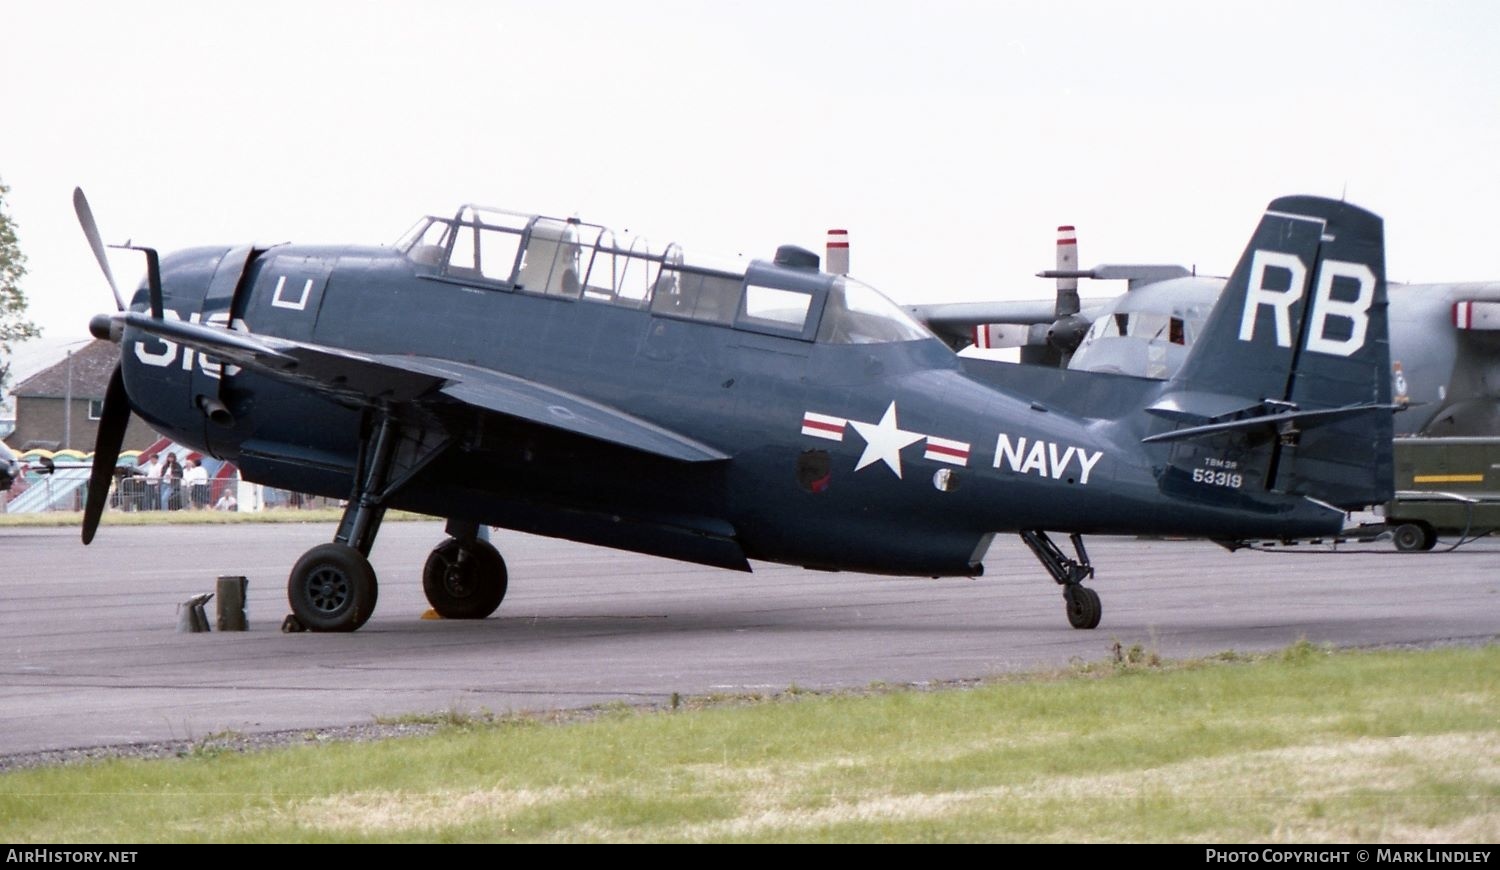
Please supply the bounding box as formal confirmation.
[420,608,443,620]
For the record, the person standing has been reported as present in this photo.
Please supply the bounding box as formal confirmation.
[144,452,166,511]
[164,454,183,511]
[183,458,210,509]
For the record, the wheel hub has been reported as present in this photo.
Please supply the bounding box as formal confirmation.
[307,566,350,613]
[443,555,472,598]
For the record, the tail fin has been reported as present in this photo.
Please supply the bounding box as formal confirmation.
[1149,196,1393,509]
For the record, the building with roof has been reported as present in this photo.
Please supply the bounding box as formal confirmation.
[7,339,159,452]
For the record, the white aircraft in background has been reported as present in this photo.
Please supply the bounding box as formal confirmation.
[875,226,1500,438]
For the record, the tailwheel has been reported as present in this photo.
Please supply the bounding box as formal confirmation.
[1020,529,1104,630]
[288,542,379,632]
[1063,584,1102,630]
[423,537,508,619]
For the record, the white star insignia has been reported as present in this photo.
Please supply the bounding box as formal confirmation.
[849,401,924,478]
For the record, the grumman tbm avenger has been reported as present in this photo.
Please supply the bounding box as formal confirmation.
[0,441,18,491]
[75,190,1394,632]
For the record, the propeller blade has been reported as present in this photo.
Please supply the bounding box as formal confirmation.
[1048,225,1085,366]
[82,365,130,545]
[1054,225,1080,318]
[73,188,125,311]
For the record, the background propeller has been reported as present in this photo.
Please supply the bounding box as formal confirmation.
[1042,225,1089,364]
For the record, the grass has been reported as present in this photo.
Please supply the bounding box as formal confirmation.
[0,508,430,528]
[0,644,1496,842]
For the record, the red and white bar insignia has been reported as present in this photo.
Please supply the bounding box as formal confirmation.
[923,436,970,466]
[801,411,847,441]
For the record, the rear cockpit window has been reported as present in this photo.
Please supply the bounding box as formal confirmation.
[740,285,812,332]
[581,234,670,308]
[651,268,742,325]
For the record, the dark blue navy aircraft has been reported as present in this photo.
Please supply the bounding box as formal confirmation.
[75,190,1393,632]
[0,441,17,492]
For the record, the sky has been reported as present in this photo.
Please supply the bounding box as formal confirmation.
[3,0,1499,349]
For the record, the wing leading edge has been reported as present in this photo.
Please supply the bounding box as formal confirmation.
[117,312,729,463]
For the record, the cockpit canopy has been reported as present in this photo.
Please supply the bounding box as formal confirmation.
[396,205,932,346]
[1068,277,1220,378]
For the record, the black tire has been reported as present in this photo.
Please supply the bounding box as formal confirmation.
[287,543,378,632]
[1064,585,1102,630]
[1392,522,1436,552]
[423,537,507,619]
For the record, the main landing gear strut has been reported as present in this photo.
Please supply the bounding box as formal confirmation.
[284,412,507,632]
[1019,530,1102,630]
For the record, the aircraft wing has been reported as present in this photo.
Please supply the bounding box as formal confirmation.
[382,357,730,462]
[907,299,1060,330]
[119,312,728,463]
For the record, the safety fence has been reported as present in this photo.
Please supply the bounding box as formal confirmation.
[0,463,337,514]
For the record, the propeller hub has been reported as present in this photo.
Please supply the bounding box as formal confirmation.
[89,313,121,341]
[1047,314,1090,355]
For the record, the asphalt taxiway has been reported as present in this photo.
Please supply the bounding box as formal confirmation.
[1,521,1495,757]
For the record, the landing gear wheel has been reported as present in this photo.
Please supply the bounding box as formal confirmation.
[423,537,508,619]
[1392,522,1437,552]
[1064,585,1102,630]
[288,543,379,632]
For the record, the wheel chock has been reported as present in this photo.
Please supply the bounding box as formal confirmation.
[216,575,248,631]
[176,593,214,633]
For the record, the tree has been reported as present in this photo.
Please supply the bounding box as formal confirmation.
[0,177,41,393]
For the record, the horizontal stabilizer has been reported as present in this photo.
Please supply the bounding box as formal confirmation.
[1142,402,1400,444]
[1144,391,1264,424]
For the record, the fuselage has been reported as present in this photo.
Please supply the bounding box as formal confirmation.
[117,218,1346,578]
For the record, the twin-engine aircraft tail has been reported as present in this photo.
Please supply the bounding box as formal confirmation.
[1147,196,1394,510]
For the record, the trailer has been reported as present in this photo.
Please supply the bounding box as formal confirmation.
[1383,437,1500,550]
